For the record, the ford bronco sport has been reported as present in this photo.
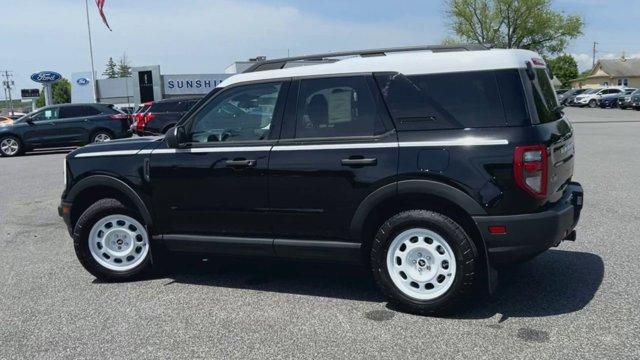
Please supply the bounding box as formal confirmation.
[59,45,583,314]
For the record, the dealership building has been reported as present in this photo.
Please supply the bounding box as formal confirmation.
[71,61,257,106]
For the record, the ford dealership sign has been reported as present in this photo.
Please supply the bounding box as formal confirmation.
[76,77,90,86]
[31,71,62,84]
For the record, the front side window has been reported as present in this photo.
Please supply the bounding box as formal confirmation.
[31,107,59,121]
[188,82,282,143]
[295,76,384,139]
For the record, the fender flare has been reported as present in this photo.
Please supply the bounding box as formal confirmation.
[66,175,153,229]
[349,179,486,240]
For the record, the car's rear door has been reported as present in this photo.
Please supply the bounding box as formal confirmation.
[268,75,398,249]
[55,105,99,144]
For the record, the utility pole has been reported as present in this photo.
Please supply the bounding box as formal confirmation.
[1,70,15,115]
[592,42,598,69]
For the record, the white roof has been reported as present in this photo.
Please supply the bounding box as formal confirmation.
[218,49,542,88]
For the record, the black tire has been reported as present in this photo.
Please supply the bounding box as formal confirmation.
[370,210,478,315]
[90,129,114,143]
[0,135,23,157]
[162,124,176,134]
[588,99,597,108]
[73,198,154,281]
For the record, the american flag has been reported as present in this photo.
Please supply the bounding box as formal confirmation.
[95,0,112,31]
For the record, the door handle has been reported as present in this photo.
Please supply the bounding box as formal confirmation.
[341,158,377,166]
[225,159,257,168]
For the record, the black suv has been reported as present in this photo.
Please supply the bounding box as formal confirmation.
[0,103,130,157]
[59,46,583,314]
[131,97,202,136]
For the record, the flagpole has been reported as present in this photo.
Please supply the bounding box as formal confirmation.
[85,0,98,103]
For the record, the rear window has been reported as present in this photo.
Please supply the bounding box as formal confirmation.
[531,68,561,124]
[375,69,529,130]
[149,101,181,112]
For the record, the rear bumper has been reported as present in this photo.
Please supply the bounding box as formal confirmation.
[473,182,583,264]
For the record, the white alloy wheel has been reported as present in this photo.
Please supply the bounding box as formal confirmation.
[0,137,20,156]
[88,214,149,271]
[386,228,457,300]
[93,132,112,143]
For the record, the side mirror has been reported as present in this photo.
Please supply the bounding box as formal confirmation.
[165,126,187,148]
[25,117,34,125]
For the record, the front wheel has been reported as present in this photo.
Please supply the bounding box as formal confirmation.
[0,135,22,157]
[73,198,154,281]
[370,210,478,315]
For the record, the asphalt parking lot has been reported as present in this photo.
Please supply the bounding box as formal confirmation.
[1,107,638,359]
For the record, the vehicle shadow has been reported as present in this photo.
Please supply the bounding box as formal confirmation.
[138,248,604,318]
[163,256,384,303]
[416,249,604,320]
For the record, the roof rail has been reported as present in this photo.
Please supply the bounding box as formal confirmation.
[242,44,492,73]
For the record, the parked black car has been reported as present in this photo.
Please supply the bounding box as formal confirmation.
[619,89,640,109]
[632,91,640,110]
[59,47,583,315]
[558,88,587,106]
[130,97,202,135]
[0,103,130,157]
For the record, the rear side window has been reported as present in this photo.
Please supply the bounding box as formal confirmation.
[531,68,561,124]
[375,70,528,130]
[295,76,385,139]
[59,106,100,118]
[150,101,180,112]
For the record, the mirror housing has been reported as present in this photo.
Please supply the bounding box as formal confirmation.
[25,117,34,125]
[165,126,187,148]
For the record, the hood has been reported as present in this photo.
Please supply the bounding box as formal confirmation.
[68,136,163,158]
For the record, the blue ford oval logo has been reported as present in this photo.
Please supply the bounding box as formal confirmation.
[76,77,90,86]
[31,71,62,84]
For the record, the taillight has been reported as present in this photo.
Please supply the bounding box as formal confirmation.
[514,145,548,199]
[110,114,129,120]
[136,112,155,132]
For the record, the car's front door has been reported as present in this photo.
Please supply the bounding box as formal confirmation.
[268,75,398,242]
[149,80,289,238]
[23,107,60,145]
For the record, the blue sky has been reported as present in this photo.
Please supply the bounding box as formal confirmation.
[1,0,639,97]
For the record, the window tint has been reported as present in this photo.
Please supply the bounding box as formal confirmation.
[531,68,561,124]
[375,70,528,129]
[188,82,282,143]
[295,76,384,138]
[59,106,100,118]
[150,101,180,112]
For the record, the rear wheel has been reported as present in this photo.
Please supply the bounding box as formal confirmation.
[370,210,478,315]
[588,99,597,108]
[73,198,154,281]
[91,130,113,143]
[0,135,22,157]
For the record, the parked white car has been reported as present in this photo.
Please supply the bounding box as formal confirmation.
[573,87,624,108]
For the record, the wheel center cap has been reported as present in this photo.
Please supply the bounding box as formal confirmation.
[417,259,427,267]
[116,239,124,246]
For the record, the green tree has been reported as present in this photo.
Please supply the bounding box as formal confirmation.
[547,54,579,88]
[445,0,584,55]
[35,78,71,107]
[103,57,117,78]
[117,53,132,78]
